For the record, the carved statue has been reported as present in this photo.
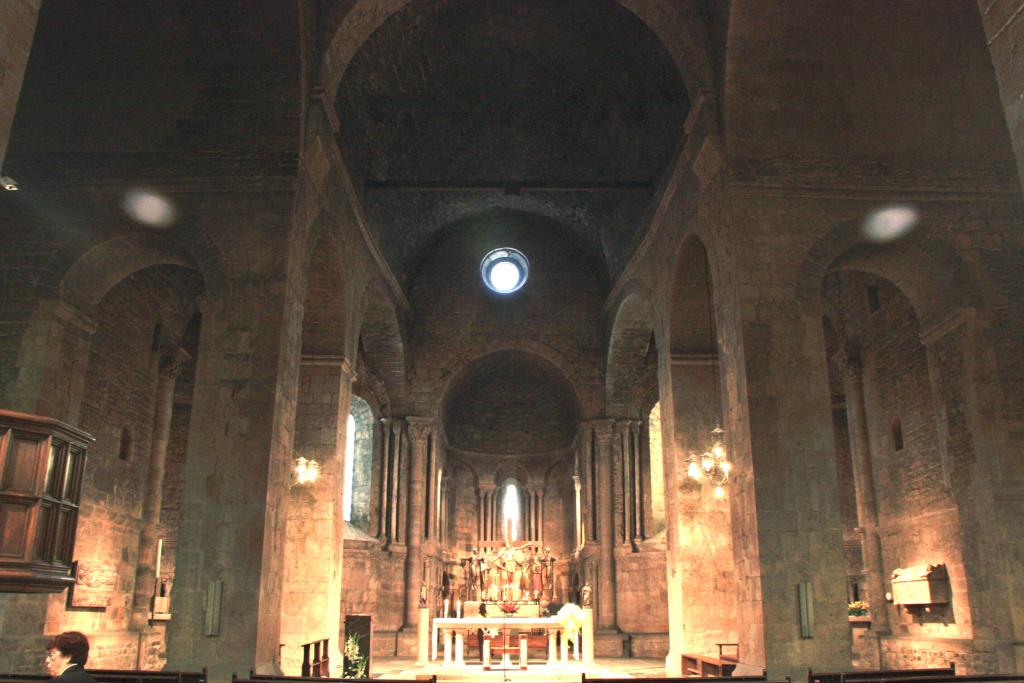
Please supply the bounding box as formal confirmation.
[581,582,592,608]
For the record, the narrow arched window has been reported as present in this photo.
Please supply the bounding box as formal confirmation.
[345,395,375,531]
[502,482,520,543]
[892,418,904,452]
[343,413,356,522]
[118,427,132,461]
[647,402,666,535]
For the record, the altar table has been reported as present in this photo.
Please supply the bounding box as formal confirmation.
[432,616,578,667]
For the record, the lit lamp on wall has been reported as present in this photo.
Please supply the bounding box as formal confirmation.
[292,456,320,486]
[687,425,731,498]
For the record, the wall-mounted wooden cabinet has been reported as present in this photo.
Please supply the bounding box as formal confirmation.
[0,409,93,592]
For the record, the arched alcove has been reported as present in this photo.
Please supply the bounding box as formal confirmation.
[442,350,579,456]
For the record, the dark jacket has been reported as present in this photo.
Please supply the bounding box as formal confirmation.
[49,664,96,683]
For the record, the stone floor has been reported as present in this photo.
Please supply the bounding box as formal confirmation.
[370,656,666,680]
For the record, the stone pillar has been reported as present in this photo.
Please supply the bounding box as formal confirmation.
[5,298,96,423]
[841,354,890,635]
[664,352,736,675]
[728,306,851,679]
[278,357,354,675]
[404,417,432,627]
[919,311,1022,670]
[425,432,436,540]
[132,348,190,631]
[591,419,617,630]
[536,490,545,544]
[477,489,485,542]
[385,419,404,548]
[165,262,305,679]
[0,0,41,169]
[631,420,643,542]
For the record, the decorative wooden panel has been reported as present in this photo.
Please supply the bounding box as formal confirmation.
[0,409,93,592]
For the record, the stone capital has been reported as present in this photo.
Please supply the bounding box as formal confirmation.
[583,419,615,443]
[406,417,433,445]
[159,348,192,380]
[919,307,975,346]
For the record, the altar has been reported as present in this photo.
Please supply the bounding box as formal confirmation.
[431,613,594,669]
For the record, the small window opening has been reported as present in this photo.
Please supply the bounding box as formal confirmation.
[481,248,529,294]
[118,427,133,461]
[866,285,880,313]
[151,322,163,352]
[502,482,520,543]
[892,418,904,451]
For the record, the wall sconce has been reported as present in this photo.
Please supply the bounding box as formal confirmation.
[292,456,320,486]
[687,425,731,498]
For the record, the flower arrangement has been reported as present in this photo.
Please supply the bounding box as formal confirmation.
[555,603,585,645]
[343,633,368,678]
[848,600,869,617]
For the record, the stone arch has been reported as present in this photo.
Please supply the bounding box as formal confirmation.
[436,343,586,421]
[440,350,581,458]
[356,277,408,400]
[301,217,350,358]
[58,233,217,313]
[795,222,983,330]
[318,0,716,118]
[606,281,658,417]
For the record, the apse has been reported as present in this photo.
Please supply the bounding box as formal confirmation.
[442,350,579,456]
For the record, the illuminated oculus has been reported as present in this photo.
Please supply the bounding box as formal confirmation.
[480,247,529,294]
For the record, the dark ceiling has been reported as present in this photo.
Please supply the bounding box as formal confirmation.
[335,0,690,290]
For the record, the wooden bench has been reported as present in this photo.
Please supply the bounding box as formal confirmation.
[861,677,1024,683]
[234,677,433,683]
[1,669,206,683]
[681,653,741,677]
[810,665,956,683]
[582,676,776,683]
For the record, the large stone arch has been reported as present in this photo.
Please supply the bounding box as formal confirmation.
[435,342,587,420]
[318,0,717,117]
[355,277,408,402]
[58,232,219,313]
[606,281,658,417]
[795,222,983,329]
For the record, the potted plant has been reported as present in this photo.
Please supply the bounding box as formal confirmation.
[847,600,870,622]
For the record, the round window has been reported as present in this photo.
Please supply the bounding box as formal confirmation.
[480,248,529,294]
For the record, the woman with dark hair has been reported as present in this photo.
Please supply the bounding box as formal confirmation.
[45,632,96,683]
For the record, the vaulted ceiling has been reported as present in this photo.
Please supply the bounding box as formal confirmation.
[334,0,690,290]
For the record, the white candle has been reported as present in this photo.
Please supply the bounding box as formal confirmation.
[443,598,449,618]
[456,599,462,618]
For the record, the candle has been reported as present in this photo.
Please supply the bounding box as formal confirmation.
[443,598,449,618]
[456,599,462,618]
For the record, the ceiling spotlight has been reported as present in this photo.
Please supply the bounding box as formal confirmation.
[124,189,176,227]
[863,204,918,242]
[1,176,18,191]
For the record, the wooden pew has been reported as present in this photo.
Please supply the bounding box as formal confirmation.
[810,665,956,683]
[1,670,206,683]
[234,676,433,683]
[871,677,1024,683]
[680,653,747,677]
[582,676,777,683]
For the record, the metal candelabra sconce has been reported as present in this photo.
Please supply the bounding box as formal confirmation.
[687,425,731,498]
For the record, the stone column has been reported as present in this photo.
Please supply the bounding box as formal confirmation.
[387,419,404,547]
[132,348,190,630]
[537,490,545,544]
[631,420,643,543]
[919,311,1021,670]
[0,0,41,169]
[728,305,851,678]
[165,256,305,679]
[425,432,436,540]
[841,354,890,635]
[5,298,96,423]
[278,356,354,675]
[592,419,617,630]
[404,417,433,627]
[477,489,485,542]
